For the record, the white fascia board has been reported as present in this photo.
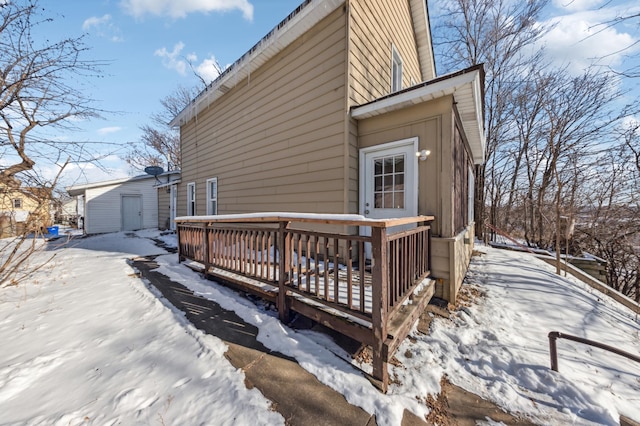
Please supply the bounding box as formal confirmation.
[352,69,486,164]
[154,180,181,189]
[410,0,436,80]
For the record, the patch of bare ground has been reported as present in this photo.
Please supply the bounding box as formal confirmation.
[425,376,537,426]
[455,284,486,309]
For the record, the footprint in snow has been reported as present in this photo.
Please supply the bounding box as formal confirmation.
[113,388,159,412]
[172,377,191,388]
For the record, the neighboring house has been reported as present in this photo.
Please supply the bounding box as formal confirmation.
[0,183,53,237]
[170,0,485,302]
[54,197,79,227]
[155,171,181,231]
[67,174,162,234]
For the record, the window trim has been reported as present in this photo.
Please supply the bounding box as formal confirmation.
[391,45,403,92]
[206,177,218,215]
[468,164,475,224]
[187,182,196,216]
[13,198,22,209]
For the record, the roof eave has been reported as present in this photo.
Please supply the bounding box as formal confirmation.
[409,0,436,81]
[65,174,156,196]
[351,66,486,164]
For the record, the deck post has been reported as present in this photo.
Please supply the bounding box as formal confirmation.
[277,221,291,322]
[177,223,184,262]
[371,225,389,392]
[203,224,210,272]
[427,225,432,273]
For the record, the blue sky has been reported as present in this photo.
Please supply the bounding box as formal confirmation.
[22,0,640,188]
[34,0,305,187]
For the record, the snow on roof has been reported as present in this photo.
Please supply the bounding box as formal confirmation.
[66,170,180,196]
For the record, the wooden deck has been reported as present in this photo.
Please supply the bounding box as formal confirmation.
[176,213,435,392]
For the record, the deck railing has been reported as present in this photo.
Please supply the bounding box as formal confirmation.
[176,213,434,391]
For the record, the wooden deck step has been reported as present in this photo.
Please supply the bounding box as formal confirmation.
[385,278,436,358]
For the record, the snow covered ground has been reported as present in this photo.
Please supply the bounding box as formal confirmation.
[0,229,638,425]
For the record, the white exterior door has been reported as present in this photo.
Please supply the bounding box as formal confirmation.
[122,195,142,231]
[360,138,418,221]
[170,185,177,231]
[359,138,419,257]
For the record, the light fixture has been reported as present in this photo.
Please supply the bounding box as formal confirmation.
[416,149,431,161]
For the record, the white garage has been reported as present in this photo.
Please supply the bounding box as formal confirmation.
[67,175,159,234]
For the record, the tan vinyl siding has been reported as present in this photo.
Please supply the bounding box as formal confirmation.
[347,117,359,214]
[348,0,422,107]
[432,225,475,303]
[178,7,348,217]
[157,187,170,230]
[357,96,453,237]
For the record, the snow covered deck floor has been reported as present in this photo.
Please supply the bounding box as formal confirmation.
[176,213,435,392]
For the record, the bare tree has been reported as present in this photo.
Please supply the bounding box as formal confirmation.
[573,135,640,301]
[432,0,550,238]
[590,11,640,79]
[0,1,103,286]
[0,160,70,288]
[124,54,222,172]
[0,0,103,188]
[124,86,198,171]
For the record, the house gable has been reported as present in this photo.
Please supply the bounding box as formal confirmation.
[348,0,423,106]
[171,0,344,128]
[177,6,349,216]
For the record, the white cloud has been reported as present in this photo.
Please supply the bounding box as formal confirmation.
[551,0,606,13]
[97,126,122,135]
[155,42,189,75]
[82,14,123,42]
[155,44,222,83]
[120,0,254,20]
[82,14,111,30]
[195,56,223,84]
[539,6,640,74]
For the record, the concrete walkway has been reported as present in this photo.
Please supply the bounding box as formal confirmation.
[131,251,536,426]
[132,256,380,426]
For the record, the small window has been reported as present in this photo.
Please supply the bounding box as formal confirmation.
[206,178,218,215]
[13,198,22,209]
[391,46,403,92]
[187,182,196,216]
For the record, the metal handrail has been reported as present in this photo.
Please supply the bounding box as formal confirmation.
[548,331,640,372]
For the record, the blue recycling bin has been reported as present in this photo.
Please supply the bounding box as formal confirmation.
[46,226,59,236]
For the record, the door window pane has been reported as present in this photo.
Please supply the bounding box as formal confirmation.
[394,192,404,209]
[373,154,405,209]
[375,176,382,192]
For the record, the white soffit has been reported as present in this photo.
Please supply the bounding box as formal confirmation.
[409,0,436,81]
[351,68,486,164]
[171,0,344,128]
